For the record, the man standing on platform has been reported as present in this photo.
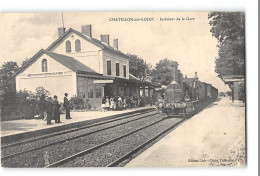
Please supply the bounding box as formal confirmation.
[38,94,46,120]
[64,93,72,119]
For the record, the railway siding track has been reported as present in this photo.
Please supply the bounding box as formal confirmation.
[2,112,160,168]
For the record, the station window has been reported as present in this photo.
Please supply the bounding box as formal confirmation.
[75,39,81,52]
[66,40,71,53]
[41,59,48,72]
[116,63,120,76]
[107,60,111,75]
[79,92,85,98]
[123,65,126,78]
[96,87,102,98]
[88,88,94,98]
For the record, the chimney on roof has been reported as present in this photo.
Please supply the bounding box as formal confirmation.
[113,39,118,50]
[58,27,66,37]
[82,25,92,38]
[101,35,110,45]
[169,61,179,82]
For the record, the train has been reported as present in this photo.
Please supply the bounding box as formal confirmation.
[156,69,218,118]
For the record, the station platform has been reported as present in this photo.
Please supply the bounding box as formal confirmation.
[126,97,246,167]
[1,106,155,143]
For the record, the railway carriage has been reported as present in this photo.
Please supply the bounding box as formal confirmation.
[198,82,207,100]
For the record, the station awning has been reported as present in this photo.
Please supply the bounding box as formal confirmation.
[93,80,114,84]
[221,75,244,84]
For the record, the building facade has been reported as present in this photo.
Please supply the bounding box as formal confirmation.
[14,25,154,108]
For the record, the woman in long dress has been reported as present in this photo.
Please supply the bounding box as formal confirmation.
[117,96,122,110]
[105,96,110,111]
[52,95,61,123]
[110,97,115,111]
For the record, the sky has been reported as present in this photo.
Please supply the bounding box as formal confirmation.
[0,12,230,92]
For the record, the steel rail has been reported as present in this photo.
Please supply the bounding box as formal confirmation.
[1,111,158,161]
[1,109,155,149]
[106,119,186,167]
[45,117,164,168]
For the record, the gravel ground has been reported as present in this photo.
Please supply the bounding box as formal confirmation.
[2,111,157,157]
[118,118,187,167]
[1,112,161,168]
[60,118,182,167]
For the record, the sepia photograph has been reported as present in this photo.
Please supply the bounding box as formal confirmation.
[0,11,248,168]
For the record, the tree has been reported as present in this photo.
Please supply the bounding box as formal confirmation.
[1,61,19,80]
[151,58,176,86]
[208,12,245,77]
[215,39,245,76]
[0,61,19,104]
[208,12,245,44]
[128,54,151,79]
[21,58,29,67]
[238,82,245,103]
[34,87,51,99]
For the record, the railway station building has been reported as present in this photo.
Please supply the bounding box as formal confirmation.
[14,25,155,109]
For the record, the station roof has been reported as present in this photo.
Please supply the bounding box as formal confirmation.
[221,75,244,83]
[46,51,98,74]
[112,74,159,88]
[13,49,102,77]
[46,28,129,59]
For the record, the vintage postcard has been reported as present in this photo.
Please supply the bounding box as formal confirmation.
[0,12,246,167]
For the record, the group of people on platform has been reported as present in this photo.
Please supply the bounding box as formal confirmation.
[37,93,72,125]
[101,95,152,111]
[36,93,153,124]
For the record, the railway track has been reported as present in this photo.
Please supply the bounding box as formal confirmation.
[2,100,214,167]
[45,118,164,167]
[51,118,184,167]
[106,118,184,167]
[1,109,155,149]
[1,110,161,167]
[1,109,157,160]
[44,101,212,167]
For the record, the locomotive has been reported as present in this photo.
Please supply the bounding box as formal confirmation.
[157,79,198,117]
[156,62,218,118]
